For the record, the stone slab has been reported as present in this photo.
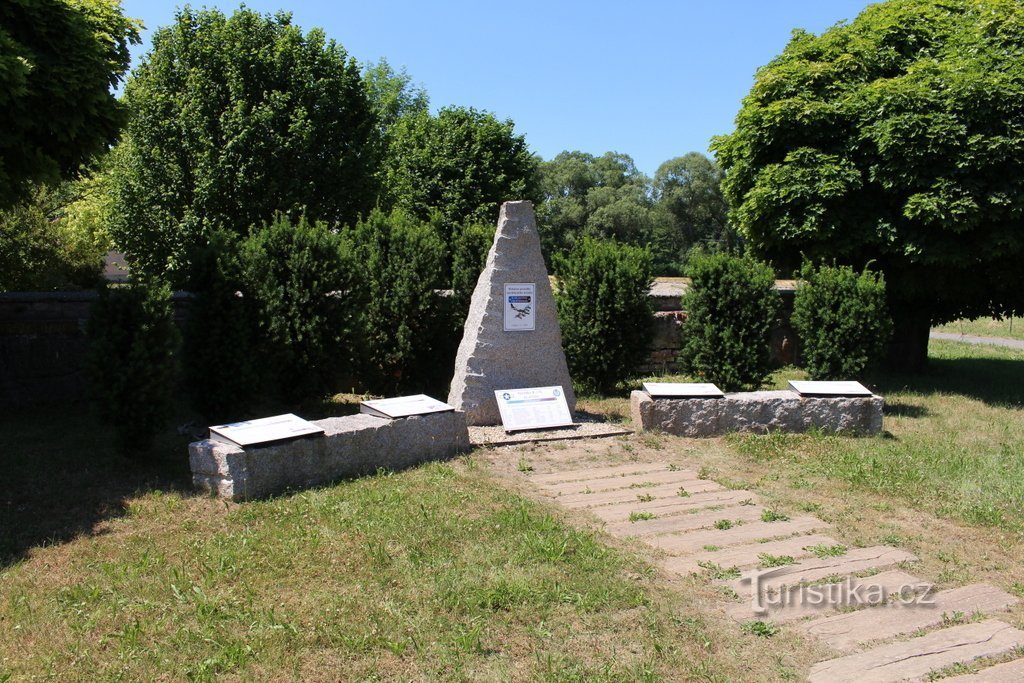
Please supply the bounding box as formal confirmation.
[944,657,1024,681]
[602,499,766,531]
[808,620,1024,683]
[469,420,629,446]
[602,491,761,536]
[557,479,724,508]
[666,533,841,575]
[631,389,884,437]
[529,462,676,485]
[448,201,576,425]
[538,469,708,496]
[798,583,1018,652]
[190,410,470,501]
[725,570,923,623]
[730,546,917,594]
[650,517,829,554]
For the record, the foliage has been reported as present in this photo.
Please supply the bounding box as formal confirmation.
[555,237,653,394]
[85,278,179,453]
[382,106,538,244]
[352,210,449,393]
[0,0,140,208]
[450,220,495,326]
[712,0,1024,366]
[0,182,107,291]
[182,230,259,423]
[792,262,892,380]
[109,7,378,287]
[536,151,655,265]
[240,215,364,404]
[680,252,780,391]
[651,152,737,274]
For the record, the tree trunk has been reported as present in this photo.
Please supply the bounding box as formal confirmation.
[885,311,932,373]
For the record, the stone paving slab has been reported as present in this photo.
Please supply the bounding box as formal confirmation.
[602,503,767,535]
[808,620,1024,683]
[666,533,841,575]
[724,570,923,623]
[943,657,1024,681]
[538,469,708,496]
[798,584,1018,652]
[529,462,674,485]
[729,546,916,594]
[650,517,829,554]
[590,492,763,523]
[602,491,760,536]
[469,421,631,446]
[556,479,724,508]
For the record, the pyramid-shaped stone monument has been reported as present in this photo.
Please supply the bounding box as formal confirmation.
[448,201,576,426]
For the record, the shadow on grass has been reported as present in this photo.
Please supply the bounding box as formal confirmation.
[882,401,931,419]
[0,404,196,570]
[877,355,1024,408]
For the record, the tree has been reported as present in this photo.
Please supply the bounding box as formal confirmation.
[108,7,378,287]
[0,0,140,208]
[651,152,736,274]
[792,262,892,380]
[712,0,1024,370]
[680,253,780,392]
[555,237,653,394]
[535,151,655,264]
[382,106,538,244]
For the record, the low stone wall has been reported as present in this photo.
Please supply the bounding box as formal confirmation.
[189,411,470,501]
[630,389,883,437]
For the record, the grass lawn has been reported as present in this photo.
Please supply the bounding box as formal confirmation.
[934,316,1024,341]
[2,338,1022,681]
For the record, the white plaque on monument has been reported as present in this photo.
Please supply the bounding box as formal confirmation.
[494,386,573,432]
[643,382,725,398]
[789,380,873,397]
[360,394,455,419]
[503,283,536,331]
[209,413,324,448]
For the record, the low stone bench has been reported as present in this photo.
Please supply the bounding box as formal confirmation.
[630,389,883,437]
[189,411,470,501]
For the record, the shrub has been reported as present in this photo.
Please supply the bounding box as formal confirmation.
[352,209,448,393]
[241,215,363,404]
[792,262,892,380]
[555,237,653,394]
[182,229,259,422]
[450,219,495,326]
[681,252,780,391]
[86,278,179,454]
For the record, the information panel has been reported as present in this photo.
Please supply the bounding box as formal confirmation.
[503,282,536,331]
[209,413,324,448]
[643,382,725,398]
[494,386,573,432]
[788,380,873,397]
[360,394,455,419]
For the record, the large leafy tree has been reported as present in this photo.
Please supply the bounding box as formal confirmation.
[0,0,139,208]
[651,152,736,273]
[713,0,1024,369]
[109,7,378,286]
[536,151,655,263]
[382,106,538,245]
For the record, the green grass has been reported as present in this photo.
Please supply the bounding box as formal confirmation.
[727,340,1024,534]
[0,406,786,681]
[934,316,1024,342]
[757,553,796,568]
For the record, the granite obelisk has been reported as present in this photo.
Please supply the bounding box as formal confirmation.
[448,201,576,426]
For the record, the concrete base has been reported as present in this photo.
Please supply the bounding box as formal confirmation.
[189,411,470,501]
[631,390,883,437]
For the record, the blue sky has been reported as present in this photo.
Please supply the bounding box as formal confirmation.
[120,0,875,177]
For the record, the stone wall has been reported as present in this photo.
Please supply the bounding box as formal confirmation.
[0,291,192,409]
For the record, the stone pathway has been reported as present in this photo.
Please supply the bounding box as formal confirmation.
[525,461,1024,682]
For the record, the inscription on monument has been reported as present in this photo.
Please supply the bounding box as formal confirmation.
[503,283,536,331]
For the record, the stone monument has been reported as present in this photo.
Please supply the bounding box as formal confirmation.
[448,200,576,426]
